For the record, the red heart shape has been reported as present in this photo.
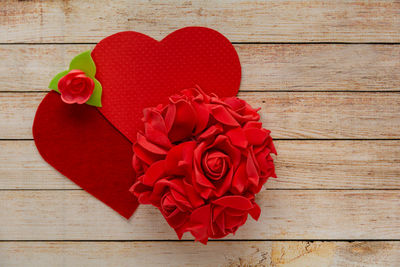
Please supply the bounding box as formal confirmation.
[33,27,241,218]
[33,92,138,219]
[93,27,241,142]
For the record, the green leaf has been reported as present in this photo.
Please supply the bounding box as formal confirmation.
[48,70,69,93]
[69,50,96,77]
[86,78,102,107]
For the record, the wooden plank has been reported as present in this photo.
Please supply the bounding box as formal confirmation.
[1,241,400,267]
[1,0,399,43]
[1,44,400,92]
[1,92,400,139]
[0,190,399,240]
[2,140,400,190]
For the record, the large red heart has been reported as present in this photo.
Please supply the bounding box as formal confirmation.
[33,27,241,218]
[93,27,241,142]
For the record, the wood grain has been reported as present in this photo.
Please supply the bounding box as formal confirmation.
[1,92,399,139]
[1,190,399,240]
[1,0,399,43]
[1,140,399,190]
[1,241,400,267]
[2,1,400,265]
[1,44,400,92]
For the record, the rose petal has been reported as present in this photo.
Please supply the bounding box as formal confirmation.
[167,100,197,142]
[211,212,226,237]
[197,124,223,141]
[143,107,168,133]
[137,132,168,155]
[212,205,225,221]
[165,141,196,175]
[226,127,248,149]
[170,188,192,211]
[246,151,259,188]
[249,202,261,220]
[213,167,233,197]
[187,205,211,244]
[75,78,94,104]
[129,181,152,204]
[212,135,241,169]
[231,162,247,194]
[224,214,247,229]
[223,97,260,123]
[192,101,210,135]
[224,207,246,217]
[60,91,77,104]
[193,143,216,190]
[142,160,166,186]
[244,121,262,130]
[244,128,268,146]
[183,181,204,208]
[213,195,253,210]
[162,207,189,232]
[210,105,239,126]
[164,103,176,132]
[223,96,243,110]
[133,142,164,165]
[144,122,172,149]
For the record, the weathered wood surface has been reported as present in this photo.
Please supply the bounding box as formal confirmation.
[1,0,399,43]
[1,140,399,190]
[1,44,399,92]
[1,190,399,240]
[1,241,400,267]
[2,0,400,266]
[1,92,399,139]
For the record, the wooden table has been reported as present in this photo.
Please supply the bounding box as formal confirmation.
[1,1,400,266]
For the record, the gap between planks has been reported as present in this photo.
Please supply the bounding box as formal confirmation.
[2,92,400,139]
[1,190,399,240]
[1,44,399,92]
[2,241,400,267]
[1,140,400,190]
[1,0,399,43]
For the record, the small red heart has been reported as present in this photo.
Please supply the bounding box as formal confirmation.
[33,27,241,218]
[93,27,241,142]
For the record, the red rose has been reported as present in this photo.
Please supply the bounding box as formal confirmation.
[223,96,260,124]
[187,195,261,243]
[58,69,95,104]
[130,86,276,243]
[193,125,241,199]
[131,142,204,238]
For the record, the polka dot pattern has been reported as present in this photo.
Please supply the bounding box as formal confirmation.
[91,27,241,143]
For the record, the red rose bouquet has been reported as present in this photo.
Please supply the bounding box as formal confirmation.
[130,86,276,244]
[33,28,278,244]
